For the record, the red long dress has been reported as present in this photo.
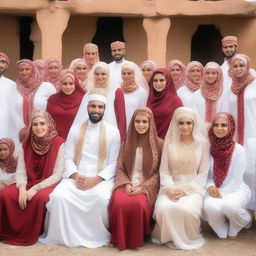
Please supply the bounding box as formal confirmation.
[0,136,64,245]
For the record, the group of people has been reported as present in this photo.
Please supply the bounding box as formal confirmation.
[0,36,255,251]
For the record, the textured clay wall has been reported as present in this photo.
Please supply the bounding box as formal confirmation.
[166,16,256,68]
[0,15,19,80]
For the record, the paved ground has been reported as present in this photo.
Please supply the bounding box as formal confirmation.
[1,223,256,256]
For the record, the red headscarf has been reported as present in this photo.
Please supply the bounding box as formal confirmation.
[167,59,186,90]
[46,70,85,139]
[185,61,204,92]
[201,62,223,123]
[230,54,255,145]
[43,58,62,90]
[16,59,43,126]
[23,110,64,187]
[147,68,183,139]
[208,113,236,188]
[0,138,17,173]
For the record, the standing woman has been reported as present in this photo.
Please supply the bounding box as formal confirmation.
[0,111,64,245]
[72,62,126,141]
[0,138,17,190]
[121,61,148,129]
[152,107,209,250]
[69,58,88,92]
[43,58,62,91]
[83,43,99,70]
[140,60,156,83]
[228,54,256,145]
[9,59,56,149]
[203,112,251,239]
[194,62,225,123]
[109,107,163,250]
[167,59,186,90]
[177,61,204,109]
[147,68,183,139]
[46,70,85,139]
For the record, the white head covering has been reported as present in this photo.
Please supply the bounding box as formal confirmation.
[88,89,107,105]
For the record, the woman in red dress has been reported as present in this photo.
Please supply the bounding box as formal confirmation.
[0,110,64,245]
[109,107,163,250]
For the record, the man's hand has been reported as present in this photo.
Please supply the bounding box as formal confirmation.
[76,175,103,190]
[207,186,222,198]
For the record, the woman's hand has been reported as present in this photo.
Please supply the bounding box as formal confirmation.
[0,181,6,190]
[207,186,221,198]
[131,186,143,196]
[18,184,28,210]
[26,185,39,201]
[125,184,134,195]
[166,188,186,201]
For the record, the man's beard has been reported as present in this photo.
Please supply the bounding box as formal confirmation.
[88,112,104,124]
[113,54,124,62]
[223,51,236,59]
[0,68,6,76]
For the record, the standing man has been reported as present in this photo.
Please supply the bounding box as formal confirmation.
[40,89,121,248]
[221,36,238,92]
[0,52,16,139]
[109,41,127,87]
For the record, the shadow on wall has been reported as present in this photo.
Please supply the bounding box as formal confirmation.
[191,24,223,65]
[92,17,125,63]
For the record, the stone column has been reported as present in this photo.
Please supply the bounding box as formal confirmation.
[143,17,171,67]
[36,6,70,61]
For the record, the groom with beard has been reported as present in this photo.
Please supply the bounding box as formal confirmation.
[39,89,121,248]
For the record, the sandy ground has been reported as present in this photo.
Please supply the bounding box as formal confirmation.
[1,223,256,256]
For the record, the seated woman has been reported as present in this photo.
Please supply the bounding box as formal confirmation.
[47,70,85,139]
[109,107,163,250]
[0,111,64,245]
[0,138,17,190]
[152,107,209,250]
[203,112,251,240]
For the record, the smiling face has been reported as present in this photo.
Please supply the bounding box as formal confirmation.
[142,66,153,82]
[121,67,134,83]
[47,63,60,78]
[189,66,202,82]
[205,68,218,84]
[94,67,108,88]
[0,143,11,160]
[111,47,125,62]
[32,116,48,138]
[177,117,194,137]
[152,73,167,92]
[231,59,247,78]
[61,76,75,95]
[0,57,8,76]
[87,100,105,124]
[17,63,33,83]
[134,112,150,135]
[213,116,229,138]
[222,43,237,59]
[170,64,182,81]
[74,64,87,81]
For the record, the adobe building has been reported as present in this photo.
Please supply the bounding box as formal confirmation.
[0,0,256,79]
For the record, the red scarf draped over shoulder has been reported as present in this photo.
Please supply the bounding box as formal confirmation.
[208,113,236,188]
[147,68,183,139]
[47,70,85,139]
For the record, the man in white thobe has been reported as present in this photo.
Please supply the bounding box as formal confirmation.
[40,91,121,248]
[109,41,128,87]
[0,52,16,139]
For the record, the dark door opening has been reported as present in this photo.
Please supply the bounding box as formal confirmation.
[19,16,34,60]
[92,17,125,63]
[191,24,223,65]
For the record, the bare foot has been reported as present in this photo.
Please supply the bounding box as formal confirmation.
[227,235,237,240]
